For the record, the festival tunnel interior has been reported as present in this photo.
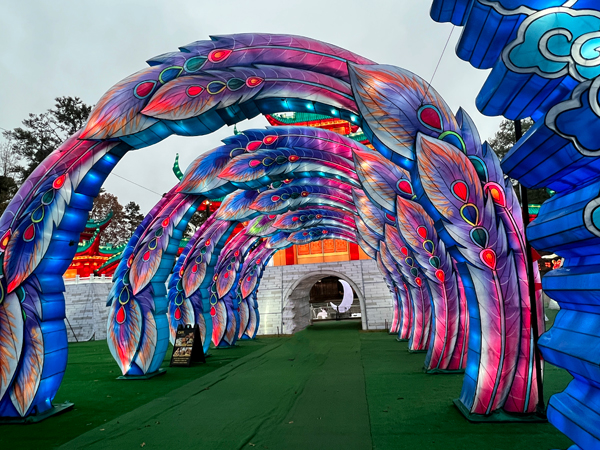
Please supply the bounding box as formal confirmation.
[2,6,600,448]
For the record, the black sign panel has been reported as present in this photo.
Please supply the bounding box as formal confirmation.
[170,324,206,367]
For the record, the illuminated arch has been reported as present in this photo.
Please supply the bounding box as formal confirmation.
[0,31,541,428]
[431,0,600,444]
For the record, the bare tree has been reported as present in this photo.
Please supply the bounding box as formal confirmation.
[0,138,21,178]
[0,138,20,215]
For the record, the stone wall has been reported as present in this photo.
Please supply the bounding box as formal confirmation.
[64,279,112,342]
[257,259,392,335]
[62,259,393,341]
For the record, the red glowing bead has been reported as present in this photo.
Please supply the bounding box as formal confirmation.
[401,247,409,256]
[386,213,396,222]
[116,306,126,324]
[415,277,422,287]
[134,81,156,98]
[262,135,278,145]
[224,272,229,279]
[208,49,232,63]
[303,232,308,236]
[301,191,309,197]
[192,264,198,273]
[316,214,322,219]
[480,248,497,270]
[162,217,170,227]
[0,229,11,250]
[271,195,280,202]
[268,215,276,220]
[174,307,182,321]
[52,174,67,189]
[143,251,151,261]
[288,155,300,162]
[128,255,134,267]
[246,77,264,88]
[205,239,211,247]
[397,180,413,195]
[249,160,261,168]
[322,230,328,234]
[485,183,506,208]
[23,224,35,242]
[210,306,216,316]
[419,106,442,131]
[452,181,469,202]
[417,226,427,240]
[246,141,262,152]
[247,276,252,282]
[186,85,203,97]
[435,269,445,283]
[234,251,239,257]
[256,259,261,265]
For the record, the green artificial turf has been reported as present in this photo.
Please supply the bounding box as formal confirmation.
[3,312,574,449]
[362,309,573,450]
[1,337,280,449]
[361,326,574,449]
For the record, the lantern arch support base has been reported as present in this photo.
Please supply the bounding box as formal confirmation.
[116,368,167,381]
[453,399,547,423]
[214,344,240,349]
[425,368,465,375]
[0,402,74,424]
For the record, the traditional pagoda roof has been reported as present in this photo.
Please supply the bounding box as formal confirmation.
[348,131,367,142]
[268,112,339,124]
[77,227,127,257]
[85,210,113,231]
[81,210,113,241]
[98,242,127,256]
[266,113,368,145]
[94,244,127,276]
[77,227,102,255]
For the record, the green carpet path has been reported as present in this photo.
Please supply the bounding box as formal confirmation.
[59,321,373,449]
[4,312,574,449]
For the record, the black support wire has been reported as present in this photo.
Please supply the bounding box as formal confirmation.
[422,25,456,104]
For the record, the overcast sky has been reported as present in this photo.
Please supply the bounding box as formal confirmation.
[0,0,502,214]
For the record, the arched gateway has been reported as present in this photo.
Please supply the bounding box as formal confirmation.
[258,260,384,335]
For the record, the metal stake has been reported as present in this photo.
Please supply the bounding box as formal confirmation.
[514,119,546,414]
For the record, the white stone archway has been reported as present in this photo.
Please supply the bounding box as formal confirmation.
[256,259,392,335]
[281,270,367,334]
